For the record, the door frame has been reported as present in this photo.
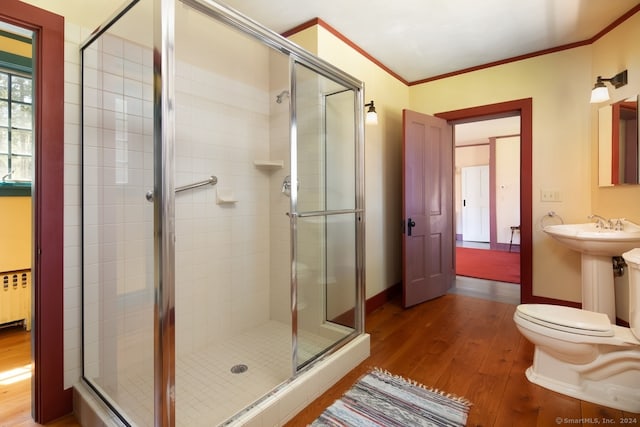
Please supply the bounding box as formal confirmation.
[437,98,560,306]
[1,1,71,422]
[438,98,577,307]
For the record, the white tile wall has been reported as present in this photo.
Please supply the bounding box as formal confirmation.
[80,28,155,403]
[174,57,274,354]
[63,19,84,389]
[75,21,291,412]
[68,7,367,425]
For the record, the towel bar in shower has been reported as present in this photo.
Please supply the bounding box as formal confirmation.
[175,175,218,193]
[145,175,218,201]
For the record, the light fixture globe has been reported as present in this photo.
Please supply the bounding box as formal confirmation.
[589,70,628,104]
[590,80,610,103]
[365,100,378,125]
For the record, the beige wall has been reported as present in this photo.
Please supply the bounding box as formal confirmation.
[304,25,597,302]
[590,12,640,321]
[305,12,640,304]
[0,33,31,57]
[410,46,594,302]
[22,0,122,33]
[0,197,31,271]
[14,0,640,387]
[317,26,411,299]
[290,25,411,299]
[591,12,640,218]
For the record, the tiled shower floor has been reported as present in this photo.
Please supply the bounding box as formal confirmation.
[98,320,337,426]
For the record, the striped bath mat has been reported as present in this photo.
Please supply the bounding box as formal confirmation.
[312,368,472,426]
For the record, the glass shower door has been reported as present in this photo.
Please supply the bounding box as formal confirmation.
[292,62,361,369]
[81,1,156,425]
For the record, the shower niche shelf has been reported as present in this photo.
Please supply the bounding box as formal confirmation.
[253,160,283,171]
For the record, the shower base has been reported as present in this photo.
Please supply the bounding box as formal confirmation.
[85,320,349,426]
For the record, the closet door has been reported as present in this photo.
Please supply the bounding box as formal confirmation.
[461,165,490,242]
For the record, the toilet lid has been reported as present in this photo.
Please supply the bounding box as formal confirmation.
[516,304,614,337]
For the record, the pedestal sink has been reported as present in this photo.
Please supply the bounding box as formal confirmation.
[543,220,640,322]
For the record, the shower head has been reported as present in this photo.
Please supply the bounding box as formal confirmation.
[276,90,289,104]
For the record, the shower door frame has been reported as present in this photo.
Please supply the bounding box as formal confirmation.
[80,0,366,425]
[181,0,367,376]
[289,60,366,371]
[172,0,366,419]
[153,0,177,425]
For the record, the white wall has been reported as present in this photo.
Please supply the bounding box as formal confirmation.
[495,136,521,244]
[454,144,489,238]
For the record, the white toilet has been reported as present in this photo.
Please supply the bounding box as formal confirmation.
[514,248,640,412]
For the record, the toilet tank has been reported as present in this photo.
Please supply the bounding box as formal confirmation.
[622,248,640,340]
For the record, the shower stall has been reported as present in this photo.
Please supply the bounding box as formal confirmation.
[80,0,366,425]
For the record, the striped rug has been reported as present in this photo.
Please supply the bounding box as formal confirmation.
[312,368,471,427]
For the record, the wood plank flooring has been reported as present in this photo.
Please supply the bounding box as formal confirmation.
[2,294,638,426]
[286,294,640,427]
[0,325,80,427]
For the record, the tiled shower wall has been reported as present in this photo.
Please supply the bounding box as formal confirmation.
[81,30,155,381]
[64,3,331,389]
[172,7,291,354]
[75,9,297,392]
[267,57,292,326]
[173,58,275,355]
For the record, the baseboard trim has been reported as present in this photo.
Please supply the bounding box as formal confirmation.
[366,282,401,314]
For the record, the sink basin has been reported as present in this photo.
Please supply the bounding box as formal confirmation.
[543,221,640,256]
[544,219,640,322]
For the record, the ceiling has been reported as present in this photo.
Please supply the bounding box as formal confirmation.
[455,117,520,146]
[222,0,640,83]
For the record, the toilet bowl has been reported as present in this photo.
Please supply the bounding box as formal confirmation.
[513,248,640,412]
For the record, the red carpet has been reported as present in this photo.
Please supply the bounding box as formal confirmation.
[456,247,520,284]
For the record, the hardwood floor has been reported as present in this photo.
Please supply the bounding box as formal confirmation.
[2,294,638,426]
[286,294,640,427]
[0,326,80,427]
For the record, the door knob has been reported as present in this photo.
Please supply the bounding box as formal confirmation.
[407,218,416,236]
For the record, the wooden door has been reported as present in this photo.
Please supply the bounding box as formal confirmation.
[461,165,490,242]
[402,109,454,307]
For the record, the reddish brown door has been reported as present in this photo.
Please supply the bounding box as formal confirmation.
[402,109,454,307]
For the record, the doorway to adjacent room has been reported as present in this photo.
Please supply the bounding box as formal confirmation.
[454,116,521,285]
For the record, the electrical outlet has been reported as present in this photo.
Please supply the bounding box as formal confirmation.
[540,189,561,202]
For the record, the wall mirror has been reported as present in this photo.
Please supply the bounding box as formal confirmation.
[599,95,639,186]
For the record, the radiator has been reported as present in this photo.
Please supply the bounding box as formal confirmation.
[0,269,31,331]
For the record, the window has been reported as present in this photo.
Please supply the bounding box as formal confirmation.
[0,70,33,182]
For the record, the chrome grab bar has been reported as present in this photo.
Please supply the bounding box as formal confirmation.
[176,175,217,193]
[286,209,364,218]
[145,175,218,202]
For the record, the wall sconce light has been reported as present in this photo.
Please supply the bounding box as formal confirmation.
[365,100,378,125]
[590,70,628,103]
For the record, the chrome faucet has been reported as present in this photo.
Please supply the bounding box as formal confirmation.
[588,214,613,229]
[1,170,13,182]
[613,218,626,231]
